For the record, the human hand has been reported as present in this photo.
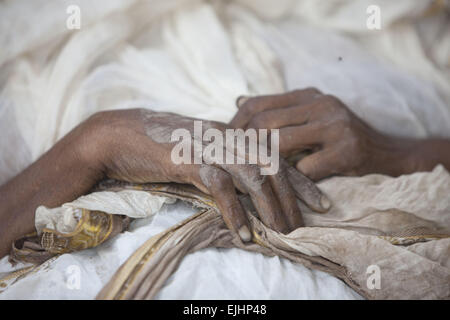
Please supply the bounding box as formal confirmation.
[230,88,414,180]
[83,109,331,240]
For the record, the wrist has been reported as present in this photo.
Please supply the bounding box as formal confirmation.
[69,114,109,178]
[372,135,424,176]
[404,139,450,173]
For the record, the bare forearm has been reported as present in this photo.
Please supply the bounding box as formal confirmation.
[230,89,450,181]
[408,138,450,172]
[0,121,103,259]
[382,137,450,176]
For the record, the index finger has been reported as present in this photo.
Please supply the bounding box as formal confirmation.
[230,88,322,129]
[282,160,331,213]
[197,165,252,242]
[219,163,290,233]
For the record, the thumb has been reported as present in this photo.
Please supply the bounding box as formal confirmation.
[296,150,335,181]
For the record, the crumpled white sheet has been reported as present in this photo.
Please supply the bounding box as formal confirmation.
[0,201,362,299]
[0,0,449,299]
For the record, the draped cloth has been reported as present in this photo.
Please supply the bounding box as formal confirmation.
[1,0,450,299]
[94,170,450,300]
[4,165,450,299]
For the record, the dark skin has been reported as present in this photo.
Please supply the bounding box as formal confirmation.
[3,90,448,260]
[0,108,330,259]
[231,88,450,180]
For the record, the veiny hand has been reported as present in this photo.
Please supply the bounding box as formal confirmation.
[84,109,331,241]
[230,88,423,181]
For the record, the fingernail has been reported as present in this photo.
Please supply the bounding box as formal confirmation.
[320,195,331,210]
[236,96,249,108]
[238,225,252,242]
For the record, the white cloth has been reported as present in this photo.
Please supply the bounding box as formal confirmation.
[35,190,175,234]
[0,0,449,299]
[0,201,362,299]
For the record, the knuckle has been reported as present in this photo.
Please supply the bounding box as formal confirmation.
[291,89,304,97]
[248,112,270,128]
[89,110,109,121]
[320,94,340,107]
[212,168,231,185]
[247,175,267,192]
[243,98,257,111]
[332,119,352,134]
[200,166,230,190]
[238,164,267,191]
[292,87,321,97]
[86,110,117,129]
[303,87,322,96]
[239,102,256,121]
[318,95,351,119]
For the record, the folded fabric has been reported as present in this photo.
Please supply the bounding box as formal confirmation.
[94,170,450,300]
[3,166,450,299]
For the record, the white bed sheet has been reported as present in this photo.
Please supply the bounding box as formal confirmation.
[0,0,448,299]
[0,201,362,299]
